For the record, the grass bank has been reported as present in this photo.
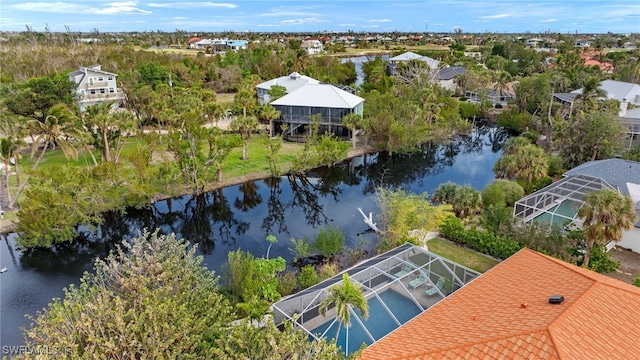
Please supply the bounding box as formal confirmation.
[426,237,500,273]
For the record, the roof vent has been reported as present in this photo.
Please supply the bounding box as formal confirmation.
[549,295,564,304]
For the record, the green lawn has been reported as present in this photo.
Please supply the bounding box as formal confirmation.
[427,238,500,273]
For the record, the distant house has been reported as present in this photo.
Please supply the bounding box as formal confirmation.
[435,66,467,93]
[300,39,323,55]
[68,64,123,112]
[270,83,364,141]
[189,38,248,51]
[514,159,640,252]
[387,51,441,78]
[465,87,515,107]
[226,40,248,51]
[255,72,320,104]
[361,248,640,359]
[554,80,640,147]
[574,39,592,47]
[187,37,202,48]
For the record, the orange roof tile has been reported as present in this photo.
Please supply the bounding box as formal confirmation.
[360,248,640,360]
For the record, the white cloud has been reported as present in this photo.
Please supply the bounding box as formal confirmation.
[479,13,512,20]
[339,23,356,27]
[10,2,84,14]
[259,10,320,17]
[148,2,237,9]
[86,1,152,15]
[280,17,329,25]
[12,1,151,15]
[369,19,390,23]
[540,18,559,23]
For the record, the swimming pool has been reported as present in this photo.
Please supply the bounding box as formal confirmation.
[310,289,422,355]
[533,199,581,228]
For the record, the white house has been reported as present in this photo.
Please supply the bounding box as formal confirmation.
[270,83,365,140]
[300,39,323,55]
[68,64,123,111]
[255,72,320,104]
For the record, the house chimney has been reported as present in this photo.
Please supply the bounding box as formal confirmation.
[619,101,628,117]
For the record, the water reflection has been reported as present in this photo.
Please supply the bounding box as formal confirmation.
[1,128,508,348]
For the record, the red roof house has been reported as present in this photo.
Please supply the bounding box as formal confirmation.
[360,248,640,359]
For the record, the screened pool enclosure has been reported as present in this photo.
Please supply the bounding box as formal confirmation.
[272,243,480,355]
[513,174,617,228]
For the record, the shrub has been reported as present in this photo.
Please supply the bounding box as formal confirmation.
[481,182,506,207]
[440,217,521,259]
[480,203,513,234]
[518,175,552,194]
[277,271,299,296]
[498,180,524,206]
[547,155,565,177]
[312,225,345,258]
[317,262,339,281]
[298,265,320,289]
[289,237,313,261]
[633,276,640,288]
[497,109,531,132]
[588,245,620,274]
[458,101,480,119]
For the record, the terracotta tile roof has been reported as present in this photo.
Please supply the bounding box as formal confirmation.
[360,248,640,360]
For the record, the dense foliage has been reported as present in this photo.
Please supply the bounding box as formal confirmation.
[376,188,454,251]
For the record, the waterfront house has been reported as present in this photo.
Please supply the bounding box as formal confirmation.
[68,64,123,111]
[270,83,364,140]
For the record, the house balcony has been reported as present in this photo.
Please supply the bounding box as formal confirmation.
[85,81,109,88]
[78,92,124,102]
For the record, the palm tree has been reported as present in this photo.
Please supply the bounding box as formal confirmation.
[493,70,512,98]
[0,137,22,204]
[234,90,255,117]
[514,144,548,186]
[342,113,363,148]
[319,273,368,354]
[29,103,81,165]
[257,104,281,138]
[573,76,605,114]
[577,189,635,268]
[230,116,259,160]
[10,104,81,209]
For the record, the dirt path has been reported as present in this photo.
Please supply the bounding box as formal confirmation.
[607,246,640,284]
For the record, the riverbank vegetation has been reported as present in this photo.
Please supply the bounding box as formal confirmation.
[1,31,639,273]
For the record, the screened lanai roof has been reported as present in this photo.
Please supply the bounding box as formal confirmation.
[272,243,480,356]
[513,174,616,227]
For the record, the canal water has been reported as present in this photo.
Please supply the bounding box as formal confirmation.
[0,126,509,348]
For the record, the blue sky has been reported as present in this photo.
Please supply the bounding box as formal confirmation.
[1,0,639,34]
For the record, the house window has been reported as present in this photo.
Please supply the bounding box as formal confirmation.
[97,77,104,81]
[100,89,106,94]
[90,89,96,95]
[89,78,94,85]
[109,88,115,93]
[107,76,113,80]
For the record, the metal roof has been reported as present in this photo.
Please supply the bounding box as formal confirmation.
[570,80,640,105]
[256,72,320,93]
[270,83,364,108]
[390,51,440,69]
